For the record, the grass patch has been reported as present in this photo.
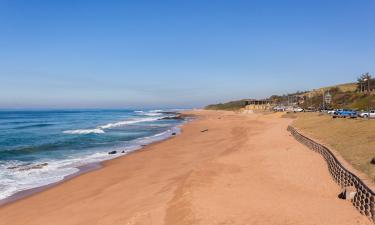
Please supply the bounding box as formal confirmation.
[292,113,375,183]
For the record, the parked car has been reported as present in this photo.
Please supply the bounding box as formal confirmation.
[327,109,336,115]
[359,110,375,118]
[273,106,286,112]
[293,107,304,112]
[332,109,357,118]
[304,107,316,112]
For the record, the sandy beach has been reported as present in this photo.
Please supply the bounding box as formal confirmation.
[0,110,372,225]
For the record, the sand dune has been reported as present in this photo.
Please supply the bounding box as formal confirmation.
[0,110,371,225]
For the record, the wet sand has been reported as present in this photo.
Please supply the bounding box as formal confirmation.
[0,110,371,225]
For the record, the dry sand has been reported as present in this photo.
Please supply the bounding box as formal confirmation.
[0,110,372,225]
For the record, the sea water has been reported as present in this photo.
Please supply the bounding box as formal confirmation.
[0,109,186,200]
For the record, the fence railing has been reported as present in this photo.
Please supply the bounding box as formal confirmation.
[287,126,375,223]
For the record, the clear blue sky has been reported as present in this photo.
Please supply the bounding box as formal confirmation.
[1,0,374,108]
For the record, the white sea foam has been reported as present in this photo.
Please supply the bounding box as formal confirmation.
[149,109,163,113]
[0,151,123,200]
[144,112,163,116]
[63,128,105,134]
[63,117,164,135]
[135,110,163,116]
[0,160,79,200]
[98,117,163,129]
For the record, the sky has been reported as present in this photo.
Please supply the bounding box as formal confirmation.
[0,0,374,109]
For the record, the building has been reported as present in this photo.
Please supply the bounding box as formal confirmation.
[244,99,274,110]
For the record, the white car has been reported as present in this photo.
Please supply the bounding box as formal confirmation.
[359,110,375,118]
[273,106,286,112]
[327,110,336,115]
[293,107,304,112]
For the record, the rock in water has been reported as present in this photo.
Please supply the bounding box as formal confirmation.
[108,151,117,155]
[172,132,176,136]
[19,163,49,171]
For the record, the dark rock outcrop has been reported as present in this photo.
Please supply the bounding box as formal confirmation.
[160,115,183,120]
[18,163,48,171]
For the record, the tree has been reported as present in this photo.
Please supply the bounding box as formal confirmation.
[357,73,373,92]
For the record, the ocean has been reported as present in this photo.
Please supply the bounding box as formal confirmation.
[0,109,186,201]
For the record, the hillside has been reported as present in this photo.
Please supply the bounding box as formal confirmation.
[300,83,357,97]
[206,81,375,111]
[298,82,375,110]
[205,99,248,110]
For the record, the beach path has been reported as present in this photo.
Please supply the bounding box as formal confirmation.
[0,110,372,225]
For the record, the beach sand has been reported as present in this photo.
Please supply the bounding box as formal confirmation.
[0,110,372,225]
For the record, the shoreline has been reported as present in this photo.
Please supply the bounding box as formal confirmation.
[0,110,371,225]
[0,116,190,207]
[0,161,103,206]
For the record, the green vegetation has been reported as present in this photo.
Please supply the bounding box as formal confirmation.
[205,99,248,110]
[298,75,375,110]
[299,87,375,110]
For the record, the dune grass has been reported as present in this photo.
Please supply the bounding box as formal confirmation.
[292,112,375,183]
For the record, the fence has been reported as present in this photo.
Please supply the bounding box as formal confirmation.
[287,126,375,223]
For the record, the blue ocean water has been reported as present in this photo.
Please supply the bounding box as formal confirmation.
[0,109,185,200]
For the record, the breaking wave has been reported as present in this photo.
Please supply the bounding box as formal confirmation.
[63,128,105,135]
[63,117,163,135]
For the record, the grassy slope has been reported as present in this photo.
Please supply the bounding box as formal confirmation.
[205,100,247,111]
[292,113,375,183]
[300,83,357,97]
[316,82,357,92]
